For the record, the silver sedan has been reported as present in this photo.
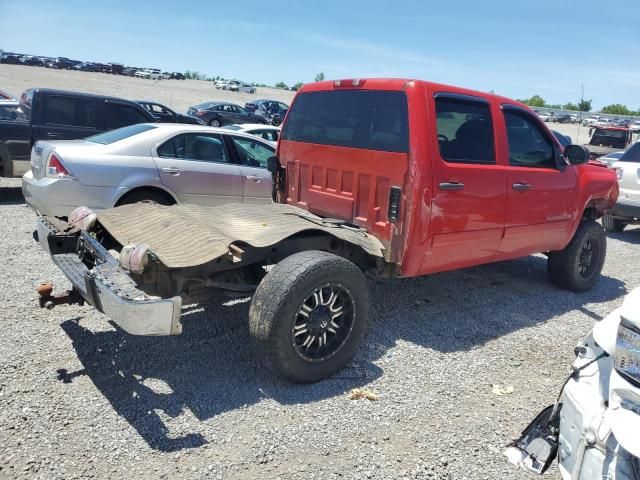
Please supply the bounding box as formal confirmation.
[22,123,274,217]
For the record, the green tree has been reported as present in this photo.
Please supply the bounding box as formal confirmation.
[563,102,579,111]
[314,72,325,82]
[517,95,546,108]
[601,104,633,115]
[577,99,592,112]
[292,82,304,91]
[275,81,288,89]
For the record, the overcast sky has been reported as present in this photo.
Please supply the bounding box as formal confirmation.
[1,0,638,109]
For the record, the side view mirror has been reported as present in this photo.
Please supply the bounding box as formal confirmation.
[267,156,280,174]
[564,145,590,165]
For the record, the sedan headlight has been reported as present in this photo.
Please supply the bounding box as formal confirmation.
[614,318,640,385]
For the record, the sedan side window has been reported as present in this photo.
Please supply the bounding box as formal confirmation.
[157,134,230,163]
[504,111,555,168]
[230,136,274,168]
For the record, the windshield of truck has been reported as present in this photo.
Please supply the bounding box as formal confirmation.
[282,90,408,153]
[85,123,157,144]
[590,128,627,148]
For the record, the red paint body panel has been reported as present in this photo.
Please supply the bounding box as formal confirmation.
[278,78,619,278]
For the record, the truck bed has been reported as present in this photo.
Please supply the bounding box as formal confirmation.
[95,202,385,269]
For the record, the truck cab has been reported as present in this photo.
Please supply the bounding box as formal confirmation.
[278,79,617,278]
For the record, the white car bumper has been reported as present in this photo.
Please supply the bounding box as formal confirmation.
[22,170,124,217]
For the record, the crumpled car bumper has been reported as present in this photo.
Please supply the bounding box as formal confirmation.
[37,218,182,336]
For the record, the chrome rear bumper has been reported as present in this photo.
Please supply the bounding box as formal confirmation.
[37,218,182,336]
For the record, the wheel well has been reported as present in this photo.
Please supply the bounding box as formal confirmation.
[115,186,176,206]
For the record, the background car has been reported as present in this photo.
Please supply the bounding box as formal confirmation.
[602,142,640,232]
[170,72,185,80]
[553,113,571,123]
[22,123,275,217]
[222,124,280,146]
[537,112,550,122]
[583,115,600,126]
[598,151,625,165]
[187,102,268,127]
[630,120,640,133]
[136,100,204,125]
[1,54,22,65]
[244,99,289,125]
[238,84,256,94]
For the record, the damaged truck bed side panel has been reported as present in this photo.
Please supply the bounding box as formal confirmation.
[95,202,385,269]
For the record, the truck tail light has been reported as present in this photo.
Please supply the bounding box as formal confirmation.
[334,79,364,88]
[388,186,402,222]
[46,153,70,178]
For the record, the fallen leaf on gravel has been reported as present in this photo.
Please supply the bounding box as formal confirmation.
[348,388,378,401]
[491,384,515,396]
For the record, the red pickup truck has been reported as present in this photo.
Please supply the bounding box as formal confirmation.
[35,78,618,383]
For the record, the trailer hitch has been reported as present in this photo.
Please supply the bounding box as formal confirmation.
[36,282,85,310]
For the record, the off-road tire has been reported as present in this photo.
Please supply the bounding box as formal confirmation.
[249,251,368,383]
[602,213,626,233]
[116,190,174,206]
[547,219,606,292]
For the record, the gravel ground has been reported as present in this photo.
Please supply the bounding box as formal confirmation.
[1,176,639,479]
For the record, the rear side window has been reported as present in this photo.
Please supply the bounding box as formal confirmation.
[157,133,230,163]
[86,124,157,144]
[45,95,96,128]
[620,142,640,162]
[282,90,408,153]
[106,103,151,129]
[435,96,495,164]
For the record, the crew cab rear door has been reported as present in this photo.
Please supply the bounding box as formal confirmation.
[497,105,577,257]
[420,92,507,274]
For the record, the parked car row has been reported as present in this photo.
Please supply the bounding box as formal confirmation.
[0,87,286,178]
[215,80,256,93]
[536,111,579,123]
[0,51,185,80]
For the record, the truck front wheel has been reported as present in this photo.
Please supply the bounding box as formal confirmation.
[249,251,368,383]
[547,220,606,292]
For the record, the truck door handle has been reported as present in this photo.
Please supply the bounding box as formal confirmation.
[439,182,465,190]
[246,175,263,182]
[512,182,532,191]
[161,167,182,175]
[46,132,62,138]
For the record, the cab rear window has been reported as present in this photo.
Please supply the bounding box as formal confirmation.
[282,90,408,153]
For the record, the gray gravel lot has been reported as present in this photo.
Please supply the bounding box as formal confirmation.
[1,176,639,479]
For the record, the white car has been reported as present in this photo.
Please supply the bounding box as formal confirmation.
[506,286,640,478]
[22,123,274,217]
[537,112,550,122]
[134,69,162,80]
[238,84,256,94]
[582,115,600,126]
[569,113,579,123]
[595,117,612,127]
[223,124,280,147]
[629,120,640,133]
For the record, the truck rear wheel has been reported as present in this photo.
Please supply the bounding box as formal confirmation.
[602,213,626,233]
[249,251,368,383]
[547,219,606,292]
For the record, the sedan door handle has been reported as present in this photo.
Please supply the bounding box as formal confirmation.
[512,182,532,191]
[246,175,263,182]
[161,167,182,175]
[439,181,465,191]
